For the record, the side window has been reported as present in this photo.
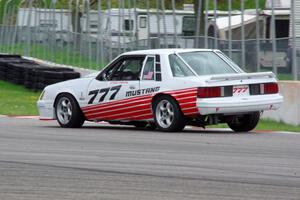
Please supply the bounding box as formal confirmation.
[182,16,195,36]
[109,57,145,81]
[142,57,155,80]
[139,17,147,28]
[124,19,134,31]
[169,54,195,77]
[101,60,122,81]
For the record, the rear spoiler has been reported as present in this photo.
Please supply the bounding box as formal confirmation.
[206,72,275,83]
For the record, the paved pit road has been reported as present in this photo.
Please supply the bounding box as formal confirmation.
[0,117,300,200]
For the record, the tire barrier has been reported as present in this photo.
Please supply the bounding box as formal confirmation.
[0,55,80,90]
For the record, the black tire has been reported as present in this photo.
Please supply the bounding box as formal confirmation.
[51,67,74,72]
[55,93,85,128]
[33,82,47,90]
[42,71,64,79]
[227,112,260,132]
[42,78,63,85]
[153,95,185,132]
[0,71,6,79]
[24,81,33,89]
[11,78,23,84]
[63,71,80,80]
[0,65,7,73]
[9,71,23,79]
[0,54,21,58]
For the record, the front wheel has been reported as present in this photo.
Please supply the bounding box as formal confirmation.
[55,94,85,128]
[153,96,185,132]
[227,112,260,132]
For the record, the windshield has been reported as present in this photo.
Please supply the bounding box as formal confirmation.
[178,51,237,76]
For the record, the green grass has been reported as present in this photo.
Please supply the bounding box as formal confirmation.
[277,73,300,81]
[255,119,300,132]
[0,43,106,70]
[0,80,41,115]
[211,119,300,132]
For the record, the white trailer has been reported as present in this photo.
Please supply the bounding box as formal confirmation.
[81,8,195,48]
[17,8,72,42]
[17,7,196,48]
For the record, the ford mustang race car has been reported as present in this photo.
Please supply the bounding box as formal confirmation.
[37,49,283,132]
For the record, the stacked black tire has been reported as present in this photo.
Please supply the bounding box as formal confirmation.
[0,54,80,90]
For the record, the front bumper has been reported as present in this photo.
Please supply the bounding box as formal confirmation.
[197,94,283,115]
[37,100,55,120]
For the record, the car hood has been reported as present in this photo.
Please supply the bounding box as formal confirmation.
[48,76,93,89]
[84,71,100,78]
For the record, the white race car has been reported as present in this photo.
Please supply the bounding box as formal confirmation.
[37,49,283,132]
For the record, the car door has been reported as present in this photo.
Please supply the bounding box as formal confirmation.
[84,55,146,121]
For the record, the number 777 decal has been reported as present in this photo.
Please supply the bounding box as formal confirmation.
[88,85,122,104]
[233,86,248,94]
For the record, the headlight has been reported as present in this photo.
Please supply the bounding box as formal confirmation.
[39,90,46,100]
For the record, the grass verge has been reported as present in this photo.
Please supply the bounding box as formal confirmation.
[0,80,299,132]
[211,119,300,133]
[0,80,41,115]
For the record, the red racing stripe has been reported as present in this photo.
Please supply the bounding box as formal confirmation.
[180,102,197,108]
[171,93,197,99]
[166,88,198,117]
[83,98,152,115]
[83,87,199,120]
[177,98,197,105]
[82,94,152,111]
[85,104,152,118]
[164,88,197,94]
[88,109,152,121]
[125,113,153,120]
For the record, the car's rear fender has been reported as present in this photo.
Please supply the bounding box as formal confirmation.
[152,87,199,117]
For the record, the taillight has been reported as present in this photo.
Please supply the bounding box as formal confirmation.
[262,83,279,94]
[197,87,221,98]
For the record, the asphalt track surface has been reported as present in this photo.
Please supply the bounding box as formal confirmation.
[0,116,300,200]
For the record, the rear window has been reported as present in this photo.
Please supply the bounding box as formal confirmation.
[169,54,195,77]
[179,51,237,76]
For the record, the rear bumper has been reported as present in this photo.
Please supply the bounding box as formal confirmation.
[37,100,55,120]
[197,94,283,115]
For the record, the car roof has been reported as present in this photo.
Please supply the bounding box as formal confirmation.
[121,49,215,56]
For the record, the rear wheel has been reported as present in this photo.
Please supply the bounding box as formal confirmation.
[227,112,260,132]
[153,96,185,132]
[55,94,85,128]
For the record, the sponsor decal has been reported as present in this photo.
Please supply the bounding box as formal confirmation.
[125,86,160,97]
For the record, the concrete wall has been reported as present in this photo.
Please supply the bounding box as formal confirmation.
[262,81,300,125]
